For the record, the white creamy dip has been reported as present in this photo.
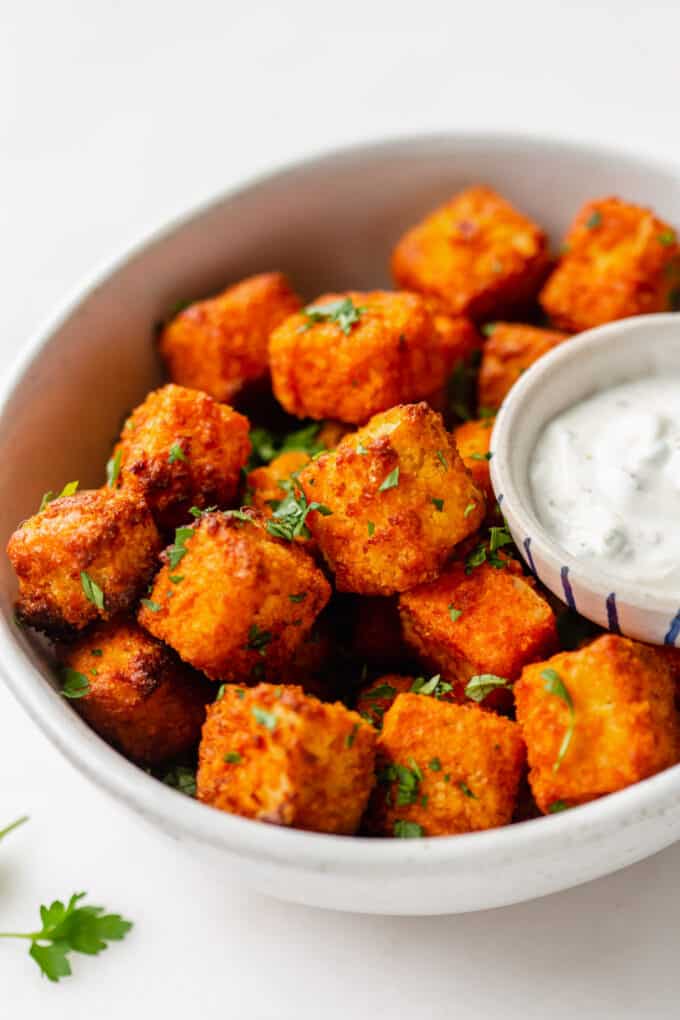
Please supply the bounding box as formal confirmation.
[530,375,680,593]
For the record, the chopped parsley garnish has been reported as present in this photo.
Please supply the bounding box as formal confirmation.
[106,448,122,487]
[216,684,227,700]
[410,674,453,699]
[367,521,375,537]
[247,423,326,469]
[378,467,399,492]
[463,502,476,517]
[428,757,442,772]
[465,522,514,574]
[378,761,422,807]
[481,323,496,337]
[39,480,79,512]
[431,498,444,511]
[60,668,90,700]
[586,210,602,229]
[542,667,575,771]
[169,574,184,584]
[356,442,368,455]
[469,451,492,462]
[224,752,242,764]
[658,230,677,246]
[223,509,252,525]
[458,781,477,799]
[167,526,194,569]
[464,674,512,702]
[246,624,272,656]
[366,683,397,700]
[289,592,307,603]
[299,297,367,336]
[168,442,187,464]
[162,764,196,797]
[435,450,448,469]
[252,707,278,731]
[140,598,161,613]
[448,605,462,622]
[548,800,570,813]
[265,487,331,541]
[190,505,218,518]
[346,723,360,748]
[80,571,104,611]
[90,648,103,657]
[393,820,424,838]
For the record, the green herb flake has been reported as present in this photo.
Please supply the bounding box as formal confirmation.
[162,764,196,797]
[246,624,272,656]
[223,509,252,524]
[299,297,367,336]
[39,480,79,512]
[106,447,123,488]
[458,781,477,799]
[252,706,278,731]
[367,520,375,537]
[90,648,103,657]
[356,442,369,455]
[435,450,448,469]
[167,525,195,569]
[431,497,444,512]
[463,502,476,518]
[140,598,161,613]
[168,442,187,464]
[448,604,462,623]
[465,674,512,702]
[266,487,331,542]
[379,467,399,492]
[393,820,423,838]
[428,757,442,772]
[410,674,453,699]
[289,592,307,603]
[586,210,602,229]
[548,800,570,813]
[60,668,90,700]
[224,752,242,764]
[366,683,397,700]
[169,574,184,585]
[80,571,105,611]
[658,230,677,246]
[542,667,575,771]
[346,723,360,748]
[481,323,496,337]
[469,451,492,462]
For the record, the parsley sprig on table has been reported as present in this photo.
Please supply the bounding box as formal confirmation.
[0,818,132,982]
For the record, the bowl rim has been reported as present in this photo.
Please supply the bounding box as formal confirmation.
[2,130,680,874]
[490,312,680,619]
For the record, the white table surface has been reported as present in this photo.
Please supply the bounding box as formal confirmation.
[3,1,680,1015]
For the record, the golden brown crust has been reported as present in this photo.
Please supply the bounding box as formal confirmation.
[391,186,550,320]
[399,559,558,702]
[197,683,377,834]
[269,290,463,424]
[364,693,526,836]
[452,417,495,506]
[298,402,485,595]
[356,673,415,728]
[113,384,251,532]
[138,510,331,682]
[514,635,680,813]
[160,272,301,402]
[58,620,209,763]
[540,197,680,331]
[7,489,162,638]
[477,323,569,411]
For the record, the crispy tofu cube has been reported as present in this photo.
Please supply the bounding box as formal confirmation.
[197,683,377,834]
[160,272,301,403]
[391,186,550,321]
[399,559,557,702]
[540,197,680,331]
[515,636,680,813]
[452,417,495,506]
[113,384,251,532]
[477,322,569,411]
[364,693,525,836]
[58,620,209,763]
[356,674,415,728]
[8,489,162,639]
[298,403,485,595]
[269,291,462,425]
[138,510,330,682]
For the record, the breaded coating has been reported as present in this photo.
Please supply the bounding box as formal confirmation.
[269,290,462,425]
[197,683,377,834]
[391,186,550,321]
[477,323,569,411]
[138,510,330,682]
[352,597,410,668]
[58,620,209,763]
[515,635,680,813]
[399,559,557,703]
[298,403,484,595]
[540,197,680,331]
[427,303,481,363]
[356,674,415,728]
[452,417,495,506]
[364,693,525,837]
[247,450,310,515]
[113,384,250,532]
[8,489,161,639]
[159,272,301,403]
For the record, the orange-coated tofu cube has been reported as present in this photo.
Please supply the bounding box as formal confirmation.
[138,510,330,682]
[160,272,301,403]
[399,558,557,701]
[391,186,550,321]
[515,636,680,813]
[269,291,463,425]
[477,322,569,411]
[298,403,485,595]
[452,417,495,506]
[58,621,209,763]
[197,683,377,834]
[540,197,680,331]
[364,693,525,837]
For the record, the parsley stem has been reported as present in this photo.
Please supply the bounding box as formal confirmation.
[0,815,29,841]
[0,932,37,940]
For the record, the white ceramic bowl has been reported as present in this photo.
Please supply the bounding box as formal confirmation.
[2,134,680,916]
[491,313,680,646]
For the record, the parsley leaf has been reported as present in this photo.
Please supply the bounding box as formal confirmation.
[548,800,570,813]
[162,764,196,797]
[448,604,462,622]
[224,752,242,764]
[345,723,360,748]
[431,497,444,511]
[464,674,512,702]
[378,761,422,806]
[435,450,448,469]
[39,481,79,512]
[658,230,677,246]
[463,502,477,517]
[481,323,496,337]
[60,668,90,700]
[469,451,492,462]
[0,890,132,982]
[393,820,423,838]
[106,448,122,487]
[299,297,366,336]
[189,505,218,518]
[167,526,195,569]
[289,592,307,603]
[252,707,278,731]
[265,487,331,541]
[80,572,104,611]
[168,442,187,464]
[542,667,575,771]
[140,598,161,613]
[246,624,272,656]
[410,674,453,699]
[367,520,375,537]
[458,781,477,799]
[428,758,442,772]
[586,210,602,229]
[366,683,397,700]
[378,467,399,492]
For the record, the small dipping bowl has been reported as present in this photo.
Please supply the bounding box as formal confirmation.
[490,313,680,646]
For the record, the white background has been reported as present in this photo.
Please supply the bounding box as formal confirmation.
[2,1,680,1015]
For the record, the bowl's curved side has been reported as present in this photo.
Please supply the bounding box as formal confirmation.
[2,133,680,914]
